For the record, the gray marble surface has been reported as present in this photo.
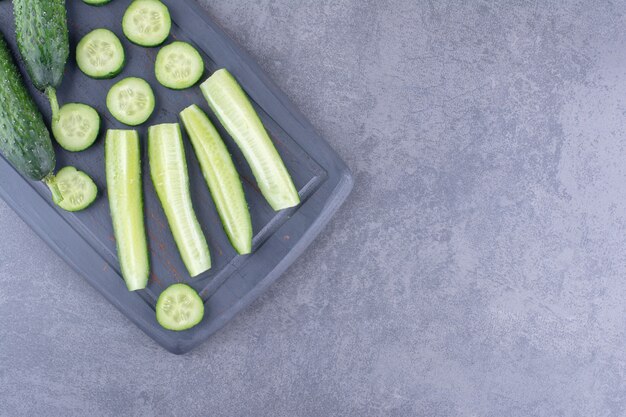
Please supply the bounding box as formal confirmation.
[2,1,626,416]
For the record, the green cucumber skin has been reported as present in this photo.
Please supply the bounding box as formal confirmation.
[79,61,125,80]
[105,130,149,291]
[200,69,300,211]
[180,105,252,255]
[85,58,126,80]
[0,33,55,181]
[13,0,69,91]
[148,123,211,277]
[83,0,112,5]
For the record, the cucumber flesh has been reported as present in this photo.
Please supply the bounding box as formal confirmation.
[180,105,252,254]
[105,129,149,291]
[200,69,300,211]
[52,103,100,152]
[76,29,125,79]
[156,283,204,331]
[155,41,204,90]
[148,123,211,276]
[106,77,155,126]
[122,0,171,47]
[52,166,98,212]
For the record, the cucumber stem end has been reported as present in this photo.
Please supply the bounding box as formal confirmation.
[43,174,63,203]
[46,87,60,123]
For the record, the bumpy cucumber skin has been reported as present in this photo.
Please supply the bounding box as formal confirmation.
[0,33,55,181]
[200,69,300,211]
[106,129,149,291]
[13,0,69,91]
[148,123,211,277]
[180,105,252,255]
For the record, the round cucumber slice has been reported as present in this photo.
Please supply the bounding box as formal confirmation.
[155,42,204,89]
[83,0,113,5]
[52,103,100,152]
[106,77,155,126]
[156,284,204,331]
[52,166,98,212]
[122,0,171,47]
[76,28,125,79]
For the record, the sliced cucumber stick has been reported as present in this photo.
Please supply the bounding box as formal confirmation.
[52,103,100,151]
[155,41,204,90]
[180,105,252,254]
[122,0,171,47]
[106,129,149,291]
[200,69,300,211]
[107,77,155,126]
[148,123,211,277]
[156,283,204,331]
[52,166,98,212]
[76,28,125,79]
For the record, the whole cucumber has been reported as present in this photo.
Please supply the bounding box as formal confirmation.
[12,0,69,91]
[0,32,59,197]
[12,0,69,118]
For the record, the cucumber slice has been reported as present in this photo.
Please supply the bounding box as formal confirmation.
[156,283,204,331]
[180,105,252,254]
[155,41,204,90]
[200,69,300,211]
[52,103,100,152]
[83,0,112,5]
[106,77,155,126]
[105,129,149,291]
[148,123,211,276]
[52,166,98,212]
[76,28,125,79]
[122,0,171,47]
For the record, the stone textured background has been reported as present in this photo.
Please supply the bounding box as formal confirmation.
[2,1,626,416]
